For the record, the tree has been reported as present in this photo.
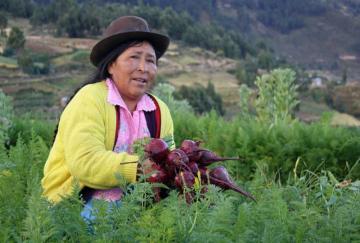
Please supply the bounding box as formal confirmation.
[57,6,100,37]
[17,50,34,74]
[6,27,25,51]
[0,13,7,35]
[159,8,192,40]
[257,50,274,70]
[174,82,224,115]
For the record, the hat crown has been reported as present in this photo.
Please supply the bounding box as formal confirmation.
[104,16,150,37]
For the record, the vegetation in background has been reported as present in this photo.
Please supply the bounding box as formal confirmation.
[5,27,25,53]
[17,50,51,75]
[0,89,13,144]
[173,82,224,116]
[0,13,7,35]
[152,83,193,115]
[254,68,299,124]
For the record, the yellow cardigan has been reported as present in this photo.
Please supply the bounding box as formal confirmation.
[41,81,174,203]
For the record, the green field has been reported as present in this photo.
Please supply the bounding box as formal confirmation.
[0,56,18,69]
[0,103,359,242]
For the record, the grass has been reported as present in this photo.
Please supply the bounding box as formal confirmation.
[331,112,360,126]
[52,50,90,66]
[168,71,239,105]
[0,56,18,69]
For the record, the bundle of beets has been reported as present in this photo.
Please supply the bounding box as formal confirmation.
[143,139,256,203]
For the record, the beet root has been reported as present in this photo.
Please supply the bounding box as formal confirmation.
[209,166,256,201]
[144,138,170,165]
[174,171,195,190]
[188,161,199,175]
[146,163,169,184]
[166,149,191,172]
[180,139,203,161]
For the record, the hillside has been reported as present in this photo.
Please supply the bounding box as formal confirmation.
[1,1,360,123]
[257,9,360,82]
[0,18,241,118]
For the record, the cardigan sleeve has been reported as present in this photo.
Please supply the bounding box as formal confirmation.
[59,87,138,189]
[156,97,176,150]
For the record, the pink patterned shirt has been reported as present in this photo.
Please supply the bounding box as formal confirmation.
[92,78,156,201]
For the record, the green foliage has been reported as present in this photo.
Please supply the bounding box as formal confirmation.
[8,115,55,148]
[56,5,100,38]
[257,50,275,70]
[238,84,252,116]
[6,26,25,51]
[245,0,327,33]
[0,13,7,32]
[0,0,33,18]
[235,56,258,87]
[174,82,224,116]
[27,1,254,60]
[173,111,360,180]
[0,102,359,241]
[0,133,49,241]
[30,0,100,38]
[17,50,51,75]
[159,7,192,40]
[152,83,193,115]
[0,89,13,144]
[255,68,299,125]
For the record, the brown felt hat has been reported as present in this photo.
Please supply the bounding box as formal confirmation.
[90,16,170,67]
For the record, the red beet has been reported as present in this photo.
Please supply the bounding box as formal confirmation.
[166,149,191,172]
[146,163,169,184]
[174,171,195,190]
[197,150,241,166]
[180,140,203,161]
[144,138,169,164]
[209,166,256,201]
[144,163,170,202]
[188,161,199,175]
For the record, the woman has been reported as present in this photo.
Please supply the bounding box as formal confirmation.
[41,16,174,211]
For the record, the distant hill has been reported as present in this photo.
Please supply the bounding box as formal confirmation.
[138,0,360,83]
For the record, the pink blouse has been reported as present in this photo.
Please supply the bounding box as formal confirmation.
[92,78,156,201]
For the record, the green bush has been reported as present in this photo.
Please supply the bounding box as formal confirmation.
[8,116,55,148]
[0,132,359,242]
[173,82,224,116]
[173,111,360,180]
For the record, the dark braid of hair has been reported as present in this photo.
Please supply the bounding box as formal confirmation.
[52,40,160,143]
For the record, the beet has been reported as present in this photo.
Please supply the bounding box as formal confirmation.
[143,162,170,202]
[209,166,256,201]
[146,163,169,184]
[188,161,199,175]
[180,139,203,161]
[174,171,195,190]
[197,150,241,166]
[166,149,190,172]
[142,138,255,204]
[144,138,169,164]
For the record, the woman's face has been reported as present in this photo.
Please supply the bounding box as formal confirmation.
[108,41,157,102]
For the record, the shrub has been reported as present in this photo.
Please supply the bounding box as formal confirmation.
[174,82,224,115]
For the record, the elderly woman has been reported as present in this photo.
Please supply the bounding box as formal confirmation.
[41,16,174,216]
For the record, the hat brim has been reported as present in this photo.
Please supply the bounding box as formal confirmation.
[90,31,170,67]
